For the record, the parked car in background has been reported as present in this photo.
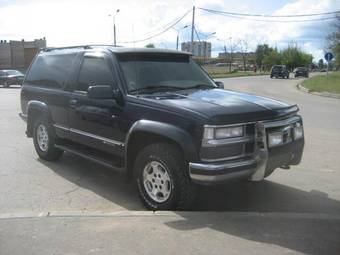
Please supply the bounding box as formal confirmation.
[0,70,25,87]
[293,67,309,78]
[270,65,289,79]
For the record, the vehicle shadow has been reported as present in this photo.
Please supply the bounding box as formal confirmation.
[40,152,340,255]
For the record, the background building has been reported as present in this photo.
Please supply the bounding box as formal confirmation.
[181,41,211,58]
[0,38,46,70]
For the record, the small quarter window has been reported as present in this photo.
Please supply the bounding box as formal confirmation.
[25,53,77,89]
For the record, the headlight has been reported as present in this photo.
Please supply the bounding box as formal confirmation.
[268,132,283,147]
[294,122,303,139]
[203,125,244,140]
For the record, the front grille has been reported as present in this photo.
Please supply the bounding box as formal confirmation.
[200,116,302,163]
[200,143,244,161]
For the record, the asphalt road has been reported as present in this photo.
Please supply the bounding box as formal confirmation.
[0,75,339,254]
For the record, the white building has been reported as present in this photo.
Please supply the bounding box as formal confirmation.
[181,41,211,58]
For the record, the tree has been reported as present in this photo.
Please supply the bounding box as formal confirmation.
[327,16,340,68]
[255,44,271,71]
[281,45,313,70]
[318,59,325,69]
[145,43,155,48]
[263,48,282,70]
[238,39,249,71]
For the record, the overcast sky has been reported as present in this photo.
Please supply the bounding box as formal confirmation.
[0,0,338,61]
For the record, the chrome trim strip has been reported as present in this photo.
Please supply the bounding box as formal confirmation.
[203,136,254,147]
[53,124,69,131]
[189,159,256,172]
[53,124,125,147]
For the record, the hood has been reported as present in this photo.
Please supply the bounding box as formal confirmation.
[139,88,298,125]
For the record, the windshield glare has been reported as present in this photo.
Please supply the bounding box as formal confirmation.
[7,70,23,75]
[117,53,216,93]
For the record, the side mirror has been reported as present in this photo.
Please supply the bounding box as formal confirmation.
[88,85,114,99]
[215,81,224,89]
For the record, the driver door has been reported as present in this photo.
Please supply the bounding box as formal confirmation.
[68,52,125,156]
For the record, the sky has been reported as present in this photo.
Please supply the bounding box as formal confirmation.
[0,0,339,61]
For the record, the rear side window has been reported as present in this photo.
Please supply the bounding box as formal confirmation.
[76,57,114,92]
[25,53,77,89]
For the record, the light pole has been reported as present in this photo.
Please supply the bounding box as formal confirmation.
[201,32,215,64]
[217,38,228,71]
[109,9,120,46]
[228,37,233,72]
[172,25,188,51]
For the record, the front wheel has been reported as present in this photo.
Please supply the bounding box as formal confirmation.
[33,116,63,161]
[134,143,196,210]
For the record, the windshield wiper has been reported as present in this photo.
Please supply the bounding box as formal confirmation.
[186,84,216,90]
[129,85,185,95]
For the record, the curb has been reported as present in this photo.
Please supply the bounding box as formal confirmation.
[297,83,340,99]
[1,211,340,221]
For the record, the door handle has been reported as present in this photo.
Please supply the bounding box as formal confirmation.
[69,99,77,108]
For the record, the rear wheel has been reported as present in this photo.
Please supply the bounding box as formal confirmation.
[33,116,63,161]
[135,143,196,210]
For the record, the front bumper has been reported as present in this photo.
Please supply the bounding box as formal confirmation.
[19,112,27,122]
[189,116,305,185]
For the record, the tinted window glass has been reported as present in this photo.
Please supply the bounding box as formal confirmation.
[25,53,77,89]
[76,57,114,92]
[118,53,215,92]
[0,71,6,76]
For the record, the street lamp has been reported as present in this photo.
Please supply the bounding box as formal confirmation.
[172,25,188,51]
[201,32,216,64]
[109,9,120,46]
[217,38,228,71]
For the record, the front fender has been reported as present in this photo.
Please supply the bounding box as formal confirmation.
[125,120,199,163]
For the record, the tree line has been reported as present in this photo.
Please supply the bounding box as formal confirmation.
[255,44,313,72]
[327,16,340,69]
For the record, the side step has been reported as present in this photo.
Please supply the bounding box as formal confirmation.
[55,144,125,173]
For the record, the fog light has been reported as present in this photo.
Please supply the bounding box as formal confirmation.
[268,132,283,147]
[294,123,303,139]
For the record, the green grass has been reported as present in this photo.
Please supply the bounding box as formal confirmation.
[209,71,269,79]
[302,72,340,94]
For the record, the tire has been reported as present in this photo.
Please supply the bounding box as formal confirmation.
[134,143,196,210]
[270,75,273,78]
[33,116,63,161]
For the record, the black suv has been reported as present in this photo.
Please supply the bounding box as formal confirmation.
[270,65,289,79]
[19,46,304,210]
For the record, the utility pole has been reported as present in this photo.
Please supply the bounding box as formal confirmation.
[190,6,195,53]
[109,9,120,47]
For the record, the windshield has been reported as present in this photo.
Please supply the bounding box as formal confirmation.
[117,53,216,94]
[272,66,283,71]
[6,70,23,76]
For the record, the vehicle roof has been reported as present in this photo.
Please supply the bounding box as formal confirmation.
[41,45,192,55]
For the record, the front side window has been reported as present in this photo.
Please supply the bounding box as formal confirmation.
[117,53,216,94]
[76,57,114,92]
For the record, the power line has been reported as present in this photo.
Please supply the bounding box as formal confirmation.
[117,10,191,44]
[199,7,340,18]
[200,8,339,22]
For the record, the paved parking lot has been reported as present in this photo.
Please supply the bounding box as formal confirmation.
[0,75,340,254]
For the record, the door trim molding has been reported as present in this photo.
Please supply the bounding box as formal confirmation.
[53,124,125,147]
